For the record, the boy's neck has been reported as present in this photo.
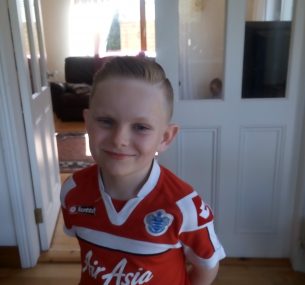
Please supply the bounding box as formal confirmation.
[100,162,153,201]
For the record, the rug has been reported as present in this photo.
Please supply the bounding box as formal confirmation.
[56,132,95,173]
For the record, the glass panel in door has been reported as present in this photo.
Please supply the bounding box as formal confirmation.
[242,0,294,98]
[179,0,226,100]
[19,0,35,93]
[22,0,42,93]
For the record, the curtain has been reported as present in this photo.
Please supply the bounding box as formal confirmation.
[69,0,118,56]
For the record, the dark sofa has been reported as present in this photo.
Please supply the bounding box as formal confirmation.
[50,56,111,121]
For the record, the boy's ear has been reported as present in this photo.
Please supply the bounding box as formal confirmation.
[158,124,179,153]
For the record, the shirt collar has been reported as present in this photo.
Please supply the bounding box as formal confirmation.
[98,159,161,199]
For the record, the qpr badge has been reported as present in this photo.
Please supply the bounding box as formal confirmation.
[144,209,173,236]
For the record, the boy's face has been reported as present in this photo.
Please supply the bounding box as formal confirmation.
[84,78,178,181]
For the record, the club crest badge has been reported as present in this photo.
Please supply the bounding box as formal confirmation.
[144,209,173,236]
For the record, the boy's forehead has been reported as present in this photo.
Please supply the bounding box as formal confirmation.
[93,78,163,101]
[91,78,171,120]
[95,77,154,90]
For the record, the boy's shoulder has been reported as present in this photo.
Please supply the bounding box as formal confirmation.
[158,165,214,228]
[72,163,99,182]
[60,164,99,206]
[63,164,99,191]
[159,165,194,197]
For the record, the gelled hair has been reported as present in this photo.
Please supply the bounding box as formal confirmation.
[91,56,174,120]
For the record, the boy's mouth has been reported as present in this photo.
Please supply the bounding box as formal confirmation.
[103,150,135,160]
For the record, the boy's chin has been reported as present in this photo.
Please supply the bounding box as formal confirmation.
[97,160,153,179]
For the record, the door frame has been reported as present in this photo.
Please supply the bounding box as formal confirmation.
[0,0,40,268]
[289,0,305,271]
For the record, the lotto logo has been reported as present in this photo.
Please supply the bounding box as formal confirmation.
[69,205,96,215]
[69,206,77,214]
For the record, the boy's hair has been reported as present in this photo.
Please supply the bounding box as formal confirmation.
[91,56,174,120]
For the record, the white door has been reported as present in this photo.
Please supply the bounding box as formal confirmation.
[8,0,61,251]
[156,0,305,257]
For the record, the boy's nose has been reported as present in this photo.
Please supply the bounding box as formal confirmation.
[112,126,130,147]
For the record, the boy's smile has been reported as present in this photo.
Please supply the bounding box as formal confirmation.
[84,78,178,198]
[103,150,136,160]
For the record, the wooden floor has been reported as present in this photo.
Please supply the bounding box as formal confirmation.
[54,116,86,133]
[1,117,305,284]
[1,258,305,284]
[38,207,80,263]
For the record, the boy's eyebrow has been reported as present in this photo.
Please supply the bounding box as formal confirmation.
[91,108,112,116]
[91,113,114,120]
[132,116,152,122]
[92,114,113,119]
[92,113,157,124]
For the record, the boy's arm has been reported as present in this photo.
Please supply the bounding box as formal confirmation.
[177,192,225,283]
[188,262,219,285]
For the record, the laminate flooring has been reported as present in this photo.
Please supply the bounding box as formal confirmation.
[1,259,305,285]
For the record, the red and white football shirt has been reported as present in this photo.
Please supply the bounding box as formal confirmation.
[61,160,225,284]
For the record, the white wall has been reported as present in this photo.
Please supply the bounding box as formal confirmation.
[40,0,71,82]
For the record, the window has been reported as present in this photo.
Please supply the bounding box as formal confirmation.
[69,0,155,57]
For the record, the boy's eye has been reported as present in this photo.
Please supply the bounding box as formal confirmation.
[96,117,114,127]
[133,124,151,132]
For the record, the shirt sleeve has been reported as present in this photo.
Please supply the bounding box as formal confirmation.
[177,191,226,268]
[60,176,77,237]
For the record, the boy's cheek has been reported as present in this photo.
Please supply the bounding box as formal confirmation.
[88,123,103,135]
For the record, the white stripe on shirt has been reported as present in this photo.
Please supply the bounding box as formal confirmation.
[75,226,182,255]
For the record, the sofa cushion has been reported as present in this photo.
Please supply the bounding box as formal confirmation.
[65,83,92,95]
[65,56,114,85]
[65,57,95,84]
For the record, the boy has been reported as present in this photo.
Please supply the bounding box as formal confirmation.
[60,56,225,284]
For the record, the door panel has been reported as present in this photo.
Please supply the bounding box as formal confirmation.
[236,127,283,233]
[178,128,219,207]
